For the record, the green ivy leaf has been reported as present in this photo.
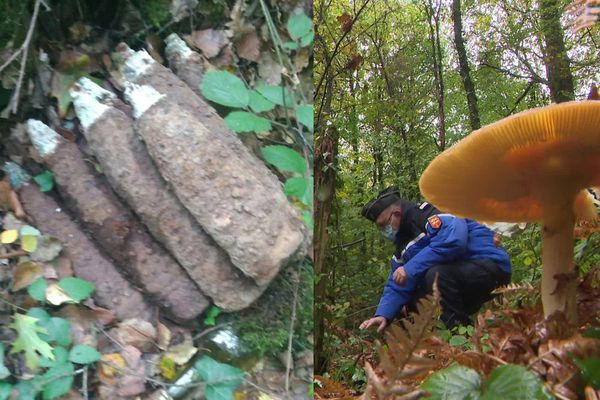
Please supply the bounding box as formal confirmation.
[482,364,552,400]
[41,362,74,400]
[256,84,296,108]
[39,317,72,347]
[69,344,100,365]
[28,278,48,302]
[287,13,313,40]
[224,111,271,133]
[296,105,313,131]
[15,380,38,400]
[284,176,313,206]
[283,41,300,51]
[57,277,95,302]
[205,384,236,400]
[421,364,482,400]
[200,71,249,108]
[0,382,12,400]
[203,305,221,327]
[27,307,50,322]
[248,90,275,113]
[0,344,10,380]
[261,145,306,174]
[195,356,243,400]
[573,357,600,389]
[300,31,314,47]
[449,335,468,347]
[33,171,54,192]
[40,347,69,369]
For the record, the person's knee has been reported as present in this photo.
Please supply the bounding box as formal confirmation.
[424,264,450,289]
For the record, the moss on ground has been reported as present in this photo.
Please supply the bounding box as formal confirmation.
[230,261,314,357]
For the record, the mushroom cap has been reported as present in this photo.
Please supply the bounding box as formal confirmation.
[419,101,600,223]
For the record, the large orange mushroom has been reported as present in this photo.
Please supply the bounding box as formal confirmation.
[419,101,600,324]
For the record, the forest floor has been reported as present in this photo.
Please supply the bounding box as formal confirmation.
[0,0,313,398]
[316,262,600,400]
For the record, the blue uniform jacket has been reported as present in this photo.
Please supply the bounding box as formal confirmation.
[375,211,511,321]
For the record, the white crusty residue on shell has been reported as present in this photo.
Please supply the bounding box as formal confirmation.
[165,33,193,60]
[75,77,116,102]
[123,50,155,81]
[71,91,110,132]
[124,82,165,119]
[26,119,60,158]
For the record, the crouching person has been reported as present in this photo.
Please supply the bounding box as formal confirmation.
[358,187,511,332]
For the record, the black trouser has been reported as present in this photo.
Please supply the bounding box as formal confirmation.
[405,260,511,328]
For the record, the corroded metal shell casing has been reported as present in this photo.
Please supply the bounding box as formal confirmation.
[71,79,267,311]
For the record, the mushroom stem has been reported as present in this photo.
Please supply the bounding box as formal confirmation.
[541,198,577,324]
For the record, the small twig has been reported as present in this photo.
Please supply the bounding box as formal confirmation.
[0,295,28,312]
[82,365,89,400]
[0,250,27,259]
[284,272,300,393]
[332,237,366,249]
[95,323,126,351]
[191,322,232,342]
[243,378,285,399]
[9,0,43,114]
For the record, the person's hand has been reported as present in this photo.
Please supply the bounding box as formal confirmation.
[393,266,408,286]
[359,316,388,333]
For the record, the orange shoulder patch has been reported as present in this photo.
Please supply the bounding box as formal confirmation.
[427,215,442,229]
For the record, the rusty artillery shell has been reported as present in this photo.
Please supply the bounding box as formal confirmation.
[18,183,153,321]
[123,82,306,286]
[164,34,205,93]
[71,78,266,311]
[26,120,209,321]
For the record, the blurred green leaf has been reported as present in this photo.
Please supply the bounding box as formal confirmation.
[200,71,249,108]
[224,111,271,133]
[421,364,482,400]
[482,364,552,400]
[256,84,296,108]
[58,277,95,302]
[33,171,54,192]
[261,145,306,174]
[296,105,313,131]
[203,305,221,327]
[41,362,74,400]
[28,278,48,302]
[573,357,600,389]
[69,344,100,364]
[287,13,313,40]
[248,90,275,113]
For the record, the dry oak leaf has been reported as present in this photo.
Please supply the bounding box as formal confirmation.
[186,29,229,58]
[237,30,261,62]
[12,261,43,291]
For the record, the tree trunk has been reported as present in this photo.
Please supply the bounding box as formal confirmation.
[451,0,480,130]
[539,0,575,103]
[314,77,338,374]
[425,0,447,151]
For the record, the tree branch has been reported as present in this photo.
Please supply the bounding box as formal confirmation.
[7,0,43,115]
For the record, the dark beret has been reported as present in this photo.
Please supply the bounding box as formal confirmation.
[361,187,401,221]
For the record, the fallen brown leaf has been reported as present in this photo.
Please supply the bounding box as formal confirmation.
[111,318,157,352]
[237,30,261,62]
[45,282,74,305]
[186,29,228,58]
[12,261,43,291]
[157,321,171,350]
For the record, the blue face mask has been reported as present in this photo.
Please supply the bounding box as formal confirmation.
[380,224,397,241]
